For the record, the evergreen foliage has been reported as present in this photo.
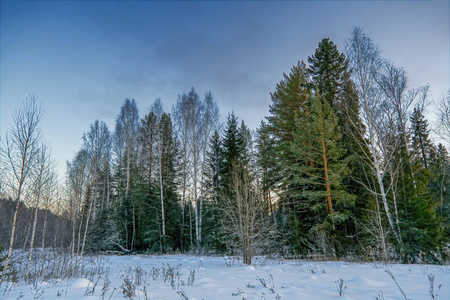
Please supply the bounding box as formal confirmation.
[3,29,449,279]
[50,33,450,264]
[410,106,434,169]
[290,94,355,256]
[265,40,368,258]
[255,121,278,215]
[202,130,226,252]
[309,38,369,256]
[308,38,348,109]
[220,112,245,189]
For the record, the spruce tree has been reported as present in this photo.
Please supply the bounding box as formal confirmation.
[308,38,348,109]
[266,61,311,255]
[156,112,180,252]
[135,111,159,251]
[431,144,450,257]
[396,109,442,262]
[266,60,310,198]
[220,112,244,189]
[397,161,440,262]
[308,38,368,256]
[204,130,222,205]
[238,120,253,168]
[410,106,434,169]
[267,61,309,144]
[202,130,226,252]
[256,121,278,215]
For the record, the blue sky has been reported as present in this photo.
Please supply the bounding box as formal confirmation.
[1,0,449,179]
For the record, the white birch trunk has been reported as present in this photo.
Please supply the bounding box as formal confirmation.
[2,98,42,282]
[41,207,48,276]
[25,204,40,278]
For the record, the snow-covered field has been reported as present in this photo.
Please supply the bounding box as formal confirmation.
[1,254,449,300]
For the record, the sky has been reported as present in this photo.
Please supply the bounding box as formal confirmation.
[1,0,449,179]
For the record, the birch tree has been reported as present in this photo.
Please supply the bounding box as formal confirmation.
[435,91,450,241]
[221,162,268,265]
[114,99,140,250]
[66,149,90,266]
[198,92,219,252]
[79,120,112,255]
[345,27,402,255]
[173,94,192,250]
[40,166,58,276]
[25,143,55,278]
[156,112,178,252]
[436,91,450,146]
[173,88,219,252]
[1,96,43,282]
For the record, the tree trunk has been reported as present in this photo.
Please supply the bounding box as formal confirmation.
[77,182,95,272]
[375,196,388,262]
[2,153,27,282]
[75,198,85,268]
[159,147,166,251]
[372,141,402,246]
[41,207,49,276]
[106,163,111,210]
[322,140,333,215]
[25,204,40,278]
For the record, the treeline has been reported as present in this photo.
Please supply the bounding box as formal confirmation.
[0,198,71,252]
[1,28,449,272]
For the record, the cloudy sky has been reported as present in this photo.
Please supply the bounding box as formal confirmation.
[1,0,449,179]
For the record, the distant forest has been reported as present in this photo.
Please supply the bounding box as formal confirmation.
[1,27,449,277]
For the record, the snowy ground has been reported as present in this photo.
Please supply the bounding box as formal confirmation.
[1,254,449,300]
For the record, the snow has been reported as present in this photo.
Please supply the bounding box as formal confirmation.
[1,254,449,299]
[71,278,93,289]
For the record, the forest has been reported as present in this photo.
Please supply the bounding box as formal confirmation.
[1,27,450,283]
